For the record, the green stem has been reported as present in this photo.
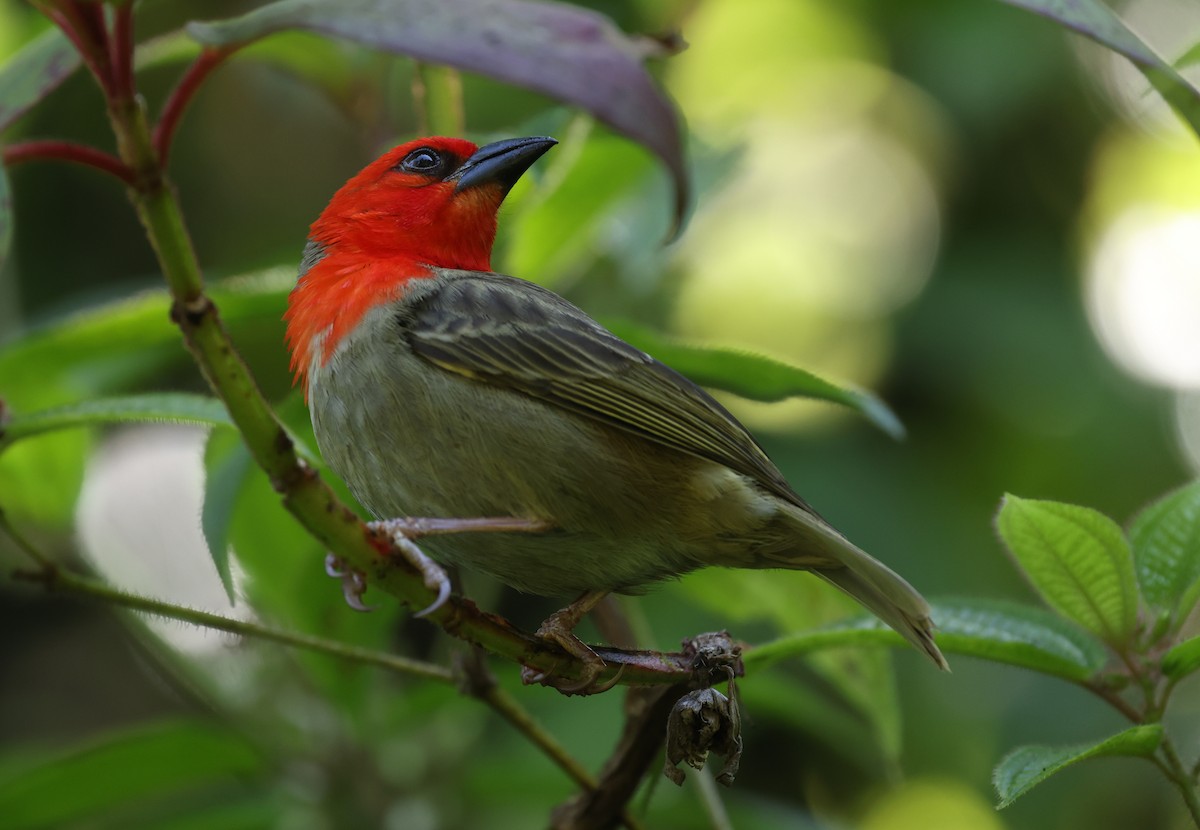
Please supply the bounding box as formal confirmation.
[5,556,453,684]
[482,685,596,788]
[1158,736,1200,826]
[483,684,646,830]
[693,767,734,830]
[0,506,53,570]
[1081,677,1144,725]
[414,63,465,136]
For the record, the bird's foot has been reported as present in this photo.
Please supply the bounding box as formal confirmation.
[369,516,552,617]
[367,521,452,618]
[324,553,377,612]
[521,590,620,696]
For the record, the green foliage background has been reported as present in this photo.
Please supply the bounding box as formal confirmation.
[1,0,1199,828]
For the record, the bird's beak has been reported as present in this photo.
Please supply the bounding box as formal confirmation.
[449,136,557,194]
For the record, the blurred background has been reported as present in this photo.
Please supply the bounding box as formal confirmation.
[2,0,1199,827]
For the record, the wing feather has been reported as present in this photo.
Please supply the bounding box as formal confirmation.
[405,271,813,512]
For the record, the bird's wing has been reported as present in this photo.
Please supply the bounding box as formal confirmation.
[403,271,815,513]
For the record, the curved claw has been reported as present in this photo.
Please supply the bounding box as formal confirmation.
[392,536,451,618]
[413,571,452,618]
[585,664,626,695]
[521,660,622,696]
[324,553,347,578]
[341,570,378,613]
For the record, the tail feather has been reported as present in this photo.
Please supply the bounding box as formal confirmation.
[777,508,949,670]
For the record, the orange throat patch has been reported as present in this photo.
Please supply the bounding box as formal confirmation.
[284,254,432,396]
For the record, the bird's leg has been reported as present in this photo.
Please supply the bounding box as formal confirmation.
[522,589,619,696]
[325,516,554,615]
[369,516,552,617]
[372,516,553,538]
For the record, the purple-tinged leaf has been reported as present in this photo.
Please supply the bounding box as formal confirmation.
[186,0,688,229]
[0,28,82,134]
[996,0,1200,138]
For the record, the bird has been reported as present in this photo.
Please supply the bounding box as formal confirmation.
[285,135,948,690]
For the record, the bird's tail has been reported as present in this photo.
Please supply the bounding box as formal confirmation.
[772,506,949,671]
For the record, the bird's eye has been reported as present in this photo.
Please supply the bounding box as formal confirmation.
[399,148,444,175]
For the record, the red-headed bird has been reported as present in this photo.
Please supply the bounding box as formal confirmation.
[286,136,947,688]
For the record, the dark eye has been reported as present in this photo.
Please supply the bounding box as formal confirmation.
[399,148,444,175]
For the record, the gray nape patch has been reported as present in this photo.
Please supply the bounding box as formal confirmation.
[298,239,328,280]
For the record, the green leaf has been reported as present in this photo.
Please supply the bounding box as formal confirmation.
[187,0,688,229]
[993,724,1163,809]
[0,27,81,132]
[0,719,265,830]
[0,394,233,451]
[1130,479,1200,630]
[1162,634,1200,680]
[0,269,292,405]
[746,598,1109,681]
[201,430,252,605]
[603,319,904,439]
[1177,40,1200,71]
[997,495,1139,647]
[0,430,88,527]
[995,0,1200,138]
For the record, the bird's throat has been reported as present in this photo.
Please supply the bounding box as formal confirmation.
[284,253,433,394]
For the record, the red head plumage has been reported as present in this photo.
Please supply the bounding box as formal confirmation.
[284,136,556,392]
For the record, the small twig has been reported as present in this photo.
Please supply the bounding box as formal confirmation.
[1088,650,1199,823]
[153,48,233,165]
[693,767,735,830]
[39,0,116,98]
[551,684,687,830]
[5,566,456,685]
[485,686,597,786]
[1157,735,1200,825]
[1081,678,1144,724]
[2,140,136,186]
[0,506,56,572]
[454,647,644,830]
[109,2,135,100]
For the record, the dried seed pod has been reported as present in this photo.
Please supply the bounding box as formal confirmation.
[663,677,743,786]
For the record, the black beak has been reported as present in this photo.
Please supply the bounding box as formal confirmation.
[449,136,557,194]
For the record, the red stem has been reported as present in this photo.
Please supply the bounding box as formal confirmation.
[3,140,136,186]
[109,3,135,100]
[153,48,232,165]
[48,1,116,98]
